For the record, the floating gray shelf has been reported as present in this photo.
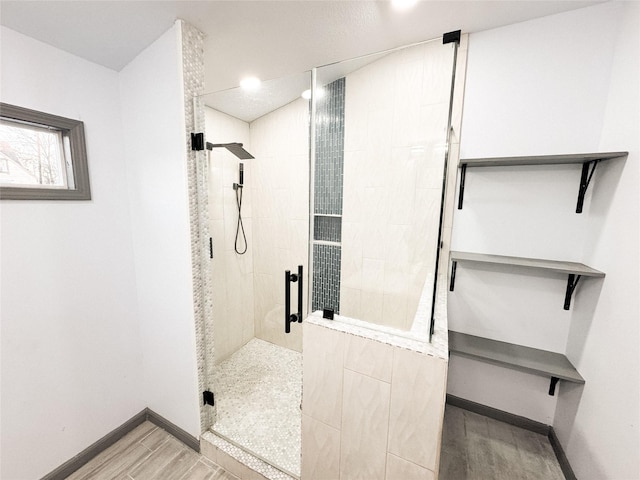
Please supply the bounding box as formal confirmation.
[448,331,584,396]
[457,151,628,213]
[449,251,605,310]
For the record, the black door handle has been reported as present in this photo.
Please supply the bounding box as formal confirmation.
[285,265,303,333]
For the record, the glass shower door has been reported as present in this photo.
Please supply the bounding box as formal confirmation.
[201,71,311,478]
[311,38,456,334]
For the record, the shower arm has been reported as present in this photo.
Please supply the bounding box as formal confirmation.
[190,134,254,159]
[206,142,255,160]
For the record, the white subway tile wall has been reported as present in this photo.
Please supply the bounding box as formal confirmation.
[205,108,255,364]
[340,40,455,331]
[205,96,310,359]
[251,98,310,352]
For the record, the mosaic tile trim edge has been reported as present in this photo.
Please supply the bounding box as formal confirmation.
[179,19,216,434]
[202,431,298,480]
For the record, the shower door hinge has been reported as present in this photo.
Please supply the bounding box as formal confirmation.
[191,132,205,151]
[203,390,215,406]
[443,30,461,45]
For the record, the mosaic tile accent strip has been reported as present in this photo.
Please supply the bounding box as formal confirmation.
[313,215,342,243]
[179,20,215,433]
[312,243,341,313]
[211,338,302,477]
[312,78,345,315]
[314,77,345,216]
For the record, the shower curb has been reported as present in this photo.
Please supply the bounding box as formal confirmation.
[201,431,297,480]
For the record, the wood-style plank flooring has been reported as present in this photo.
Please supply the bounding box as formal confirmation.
[65,421,236,480]
[65,406,566,480]
[439,405,566,480]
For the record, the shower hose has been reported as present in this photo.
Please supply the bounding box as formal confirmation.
[235,185,247,255]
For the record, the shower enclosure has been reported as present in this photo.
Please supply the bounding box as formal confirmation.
[197,35,458,478]
[202,71,311,477]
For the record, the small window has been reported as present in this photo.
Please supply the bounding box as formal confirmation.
[0,103,90,200]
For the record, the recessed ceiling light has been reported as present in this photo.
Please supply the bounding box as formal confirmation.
[391,0,418,10]
[240,76,261,90]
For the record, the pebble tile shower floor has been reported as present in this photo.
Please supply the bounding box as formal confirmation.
[212,338,302,477]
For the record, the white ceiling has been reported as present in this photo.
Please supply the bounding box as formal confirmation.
[1,0,602,120]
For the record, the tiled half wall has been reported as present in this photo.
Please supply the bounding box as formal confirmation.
[302,322,448,480]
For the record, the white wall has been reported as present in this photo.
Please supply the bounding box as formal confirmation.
[0,27,145,479]
[449,2,639,477]
[250,98,310,352]
[119,21,201,438]
[205,107,255,363]
[555,3,639,479]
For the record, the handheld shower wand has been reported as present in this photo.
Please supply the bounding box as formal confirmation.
[233,162,244,190]
[234,162,247,254]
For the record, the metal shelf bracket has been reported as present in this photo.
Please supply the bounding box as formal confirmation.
[564,274,582,310]
[576,160,599,213]
[549,376,560,396]
[449,260,458,291]
[457,164,467,209]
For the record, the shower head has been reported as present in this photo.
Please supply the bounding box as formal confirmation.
[206,142,255,160]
